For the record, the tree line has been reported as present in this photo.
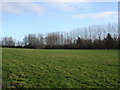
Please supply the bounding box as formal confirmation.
[1,22,119,49]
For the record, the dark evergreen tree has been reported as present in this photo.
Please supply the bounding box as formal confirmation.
[76,37,83,48]
[104,33,114,49]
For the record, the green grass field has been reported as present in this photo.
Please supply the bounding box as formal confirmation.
[2,48,119,88]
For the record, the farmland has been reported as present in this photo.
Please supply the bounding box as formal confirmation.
[2,48,119,88]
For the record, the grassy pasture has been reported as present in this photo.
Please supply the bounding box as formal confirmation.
[2,48,119,88]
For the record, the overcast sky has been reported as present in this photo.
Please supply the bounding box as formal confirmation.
[1,2,118,41]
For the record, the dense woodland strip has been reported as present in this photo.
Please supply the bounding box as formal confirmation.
[1,22,119,49]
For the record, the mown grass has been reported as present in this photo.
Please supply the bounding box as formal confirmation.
[2,48,119,88]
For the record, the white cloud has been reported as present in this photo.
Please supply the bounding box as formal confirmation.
[1,2,118,18]
[2,3,23,14]
[1,0,118,2]
[78,2,94,9]
[2,2,94,16]
[73,12,117,19]
[2,2,45,16]
[1,0,89,2]
[48,3,76,12]
[45,2,94,12]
